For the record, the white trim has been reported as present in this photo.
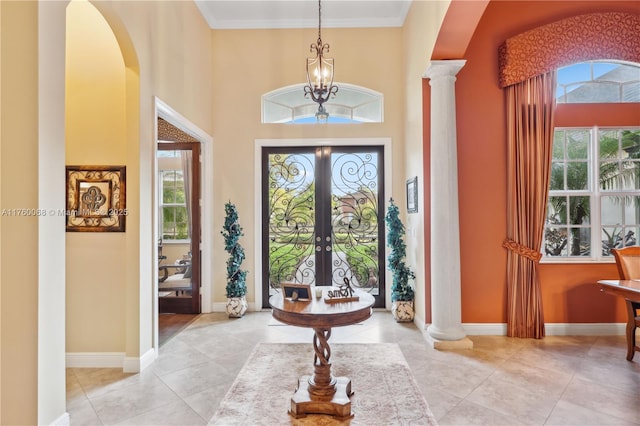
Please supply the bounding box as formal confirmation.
[66,348,157,372]
[123,348,157,373]
[462,323,508,335]
[49,412,70,426]
[461,323,625,336]
[211,301,258,313]
[66,352,126,369]
[413,312,425,330]
[153,97,216,358]
[545,322,625,336]
[254,138,392,310]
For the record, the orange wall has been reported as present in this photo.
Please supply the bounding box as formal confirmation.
[429,1,640,324]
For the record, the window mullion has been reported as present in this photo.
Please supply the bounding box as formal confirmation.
[591,126,602,260]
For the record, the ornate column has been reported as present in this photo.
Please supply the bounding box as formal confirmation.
[424,60,472,349]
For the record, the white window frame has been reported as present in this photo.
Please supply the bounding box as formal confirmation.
[158,169,189,243]
[543,126,640,263]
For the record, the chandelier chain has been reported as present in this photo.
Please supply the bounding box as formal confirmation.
[317,0,322,43]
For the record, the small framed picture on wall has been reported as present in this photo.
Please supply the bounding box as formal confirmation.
[406,176,418,214]
[65,165,126,232]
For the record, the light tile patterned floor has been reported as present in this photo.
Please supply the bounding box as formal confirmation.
[66,311,640,425]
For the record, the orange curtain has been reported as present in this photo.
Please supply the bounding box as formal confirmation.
[503,72,556,338]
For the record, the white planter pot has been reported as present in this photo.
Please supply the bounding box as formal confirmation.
[391,300,414,322]
[226,296,248,318]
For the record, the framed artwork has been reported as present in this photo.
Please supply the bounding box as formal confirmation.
[282,283,311,301]
[65,166,126,232]
[406,176,418,214]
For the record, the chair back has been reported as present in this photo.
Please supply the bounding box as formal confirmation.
[612,246,640,279]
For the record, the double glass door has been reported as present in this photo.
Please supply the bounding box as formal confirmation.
[262,145,385,308]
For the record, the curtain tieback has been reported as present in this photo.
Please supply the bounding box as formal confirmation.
[502,238,542,262]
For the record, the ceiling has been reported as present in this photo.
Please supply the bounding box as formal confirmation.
[194,0,413,29]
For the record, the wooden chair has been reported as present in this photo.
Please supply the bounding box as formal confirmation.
[611,246,640,361]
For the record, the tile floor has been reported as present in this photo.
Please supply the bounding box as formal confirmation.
[66,311,640,425]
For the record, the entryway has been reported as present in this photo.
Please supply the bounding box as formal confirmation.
[157,141,201,314]
[261,145,385,308]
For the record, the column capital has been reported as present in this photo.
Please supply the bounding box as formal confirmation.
[423,59,467,80]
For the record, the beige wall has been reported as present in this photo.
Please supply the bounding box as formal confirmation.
[61,0,213,366]
[211,27,407,305]
[66,1,128,352]
[402,1,450,326]
[1,3,39,423]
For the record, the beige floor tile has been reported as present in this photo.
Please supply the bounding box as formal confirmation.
[573,354,640,395]
[438,399,527,425]
[114,399,206,425]
[157,359,237,399]
[489,357,573,398]
[67,398,101,426]
[560,377,640,424]
[414,356,498,399]
[182,383,233,423]
[67,311,640,426]
[545,399,636,426]
[89,374,183,425]
[465,374,559,425]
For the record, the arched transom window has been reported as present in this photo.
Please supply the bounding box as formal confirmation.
[262,83,383,124]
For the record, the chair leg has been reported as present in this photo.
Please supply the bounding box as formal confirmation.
[625,301,636,361]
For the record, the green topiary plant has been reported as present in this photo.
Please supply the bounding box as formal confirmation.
[221,201,248,298]
[385,198,415,302]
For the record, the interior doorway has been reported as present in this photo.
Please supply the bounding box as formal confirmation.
[154,100,214,354]
[157,141,201,314]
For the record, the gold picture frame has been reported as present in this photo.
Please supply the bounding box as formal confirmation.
[281,283,311,301]
[65,166,126,232]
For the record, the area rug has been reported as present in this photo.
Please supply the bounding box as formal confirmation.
[209,343,438,425]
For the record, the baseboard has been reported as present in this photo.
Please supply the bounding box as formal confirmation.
[461,322,625,336]
[462,323,508,335]
[49,412,70,426]
[66,347,157,372]
[544,322,625,336]
[212,301,257,313]
[123,347,157,373]
[66,352,125,368]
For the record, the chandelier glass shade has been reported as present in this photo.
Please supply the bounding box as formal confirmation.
[304,0,338,122]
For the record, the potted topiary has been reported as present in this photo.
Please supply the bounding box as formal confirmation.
[385,198,415,322]
[221,201,248,318]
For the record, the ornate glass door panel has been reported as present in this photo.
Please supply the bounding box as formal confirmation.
[264,149,317,291]
[329,148,383,298]
[262,146,384,308]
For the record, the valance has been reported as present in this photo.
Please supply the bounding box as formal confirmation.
[498,12,640,88]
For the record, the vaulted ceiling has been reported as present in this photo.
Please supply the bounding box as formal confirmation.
[194,0,412,29]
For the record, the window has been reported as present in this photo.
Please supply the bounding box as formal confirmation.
[159,150,188,241]
[545,128,640,259]
[556,61,640,104]
[543,61,640,261]
[261,83,383,124]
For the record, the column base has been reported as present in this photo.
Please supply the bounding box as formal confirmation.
[424,333,473,350]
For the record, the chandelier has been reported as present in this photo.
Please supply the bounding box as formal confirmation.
[304,0,338,122]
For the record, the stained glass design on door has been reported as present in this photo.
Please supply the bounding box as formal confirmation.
[263,147,384,306]
[265,151,316,295]
[330,150,381,295]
